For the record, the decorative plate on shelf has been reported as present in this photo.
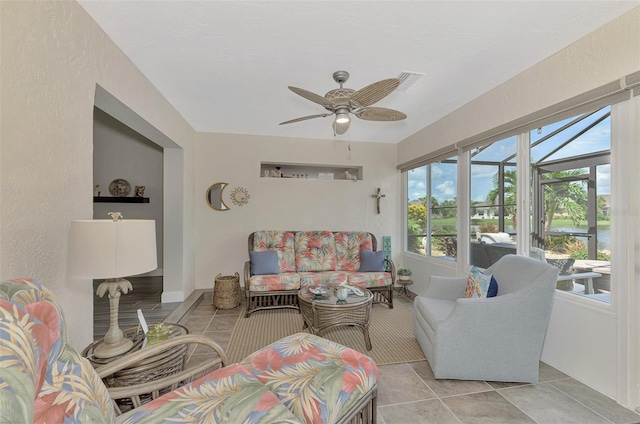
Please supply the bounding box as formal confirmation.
[109,179,131,197]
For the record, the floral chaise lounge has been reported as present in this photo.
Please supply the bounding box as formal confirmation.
[244,231,396,317]
[0,278,378,423]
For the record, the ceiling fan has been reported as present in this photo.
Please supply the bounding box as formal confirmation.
[279,71,407,135]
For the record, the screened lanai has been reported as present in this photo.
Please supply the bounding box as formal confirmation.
[407,105,612,301]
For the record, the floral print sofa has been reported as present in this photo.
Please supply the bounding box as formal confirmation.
[244,231,396,317]
[0,278,378,424]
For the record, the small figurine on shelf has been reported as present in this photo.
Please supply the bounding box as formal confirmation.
[94,184,101,197]
[345,171,357,182]
[134,186,145,197]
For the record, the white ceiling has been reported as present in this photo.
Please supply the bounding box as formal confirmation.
[78,1,638,144]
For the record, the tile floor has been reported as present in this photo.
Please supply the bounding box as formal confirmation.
[94,278,640,424]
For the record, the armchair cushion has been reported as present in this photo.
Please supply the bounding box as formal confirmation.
[241,333,378,424]
[358,250,385,272]
[0,278,115,424]
[118,363,300,423]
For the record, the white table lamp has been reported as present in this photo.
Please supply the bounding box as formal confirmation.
[68,212,157,358]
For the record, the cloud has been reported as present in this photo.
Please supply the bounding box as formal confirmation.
[597,164,611,195]
[435,180,456,198]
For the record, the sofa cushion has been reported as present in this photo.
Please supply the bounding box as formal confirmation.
[298,271,348,289]
[359,250,385,272]
[118,363,301,423]
[241,332,378,424]
[249,274,300,292]
[252,231,296,272]
[335,232,373,271]
[347,272,392,288]
[250,251,279,275]
[294,231,337,272]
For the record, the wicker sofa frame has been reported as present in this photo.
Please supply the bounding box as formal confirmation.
[244,231,395,318]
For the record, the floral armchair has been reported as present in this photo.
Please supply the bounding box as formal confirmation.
[0,278,378,423]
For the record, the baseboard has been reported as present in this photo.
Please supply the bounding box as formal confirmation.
[164,289,208,325]
[161,290,184,303]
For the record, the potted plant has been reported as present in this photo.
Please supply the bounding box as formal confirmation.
[397,268,412,281]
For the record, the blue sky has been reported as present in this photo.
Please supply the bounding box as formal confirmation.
[408,107,611,203]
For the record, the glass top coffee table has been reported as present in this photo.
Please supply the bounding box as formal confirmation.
[298,286,373,350]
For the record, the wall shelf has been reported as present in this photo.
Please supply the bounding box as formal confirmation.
[260,162,362,181]
[94,197,150,203]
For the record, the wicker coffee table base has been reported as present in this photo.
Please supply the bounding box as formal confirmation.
[298,289,373,351]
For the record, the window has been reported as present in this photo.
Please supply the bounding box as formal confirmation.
[403,107,613,302]
[531,106,611,302]
[406,157,458,261]
[469,136,518,268]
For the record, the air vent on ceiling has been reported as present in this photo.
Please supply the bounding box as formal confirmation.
[397,71,425,92]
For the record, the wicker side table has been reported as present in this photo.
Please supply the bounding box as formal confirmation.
[213,272,241,309]
[397,279,413,298]
[82,323,190,411]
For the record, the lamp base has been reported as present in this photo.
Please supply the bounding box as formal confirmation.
[93,336,134,359]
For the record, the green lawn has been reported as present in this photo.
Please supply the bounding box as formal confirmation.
[417,217,611,235]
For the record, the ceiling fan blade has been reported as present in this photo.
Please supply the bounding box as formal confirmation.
[279,113,333,125]
[356,107,407,121]
[288,86,336,108]
[351,78,400,107]
[333,119,351,135]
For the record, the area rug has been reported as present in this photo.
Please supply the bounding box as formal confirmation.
[226,300,426,365]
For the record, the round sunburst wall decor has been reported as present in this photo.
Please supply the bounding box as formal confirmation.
[230,186,250,206]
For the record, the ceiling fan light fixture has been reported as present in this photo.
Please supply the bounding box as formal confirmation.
[335,109,350,124]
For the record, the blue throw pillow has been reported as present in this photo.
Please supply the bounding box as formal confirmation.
[250,251,279,275]
[359,250,385,272]
[487,275,498,297]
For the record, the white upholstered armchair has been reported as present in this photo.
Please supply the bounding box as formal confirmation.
[413,255,558,383]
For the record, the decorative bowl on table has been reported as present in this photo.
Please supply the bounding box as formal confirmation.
[308,285,329,299]
[146,323,171,346]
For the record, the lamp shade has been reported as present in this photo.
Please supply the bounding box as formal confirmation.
[68,219,157,279]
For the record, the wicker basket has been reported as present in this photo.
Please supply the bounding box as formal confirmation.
[213,272,241,309]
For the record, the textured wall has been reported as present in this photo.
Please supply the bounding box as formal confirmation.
[0,1,194,349]
[194,133,399,287]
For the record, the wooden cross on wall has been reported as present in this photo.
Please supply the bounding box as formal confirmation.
[371,188,385,214]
